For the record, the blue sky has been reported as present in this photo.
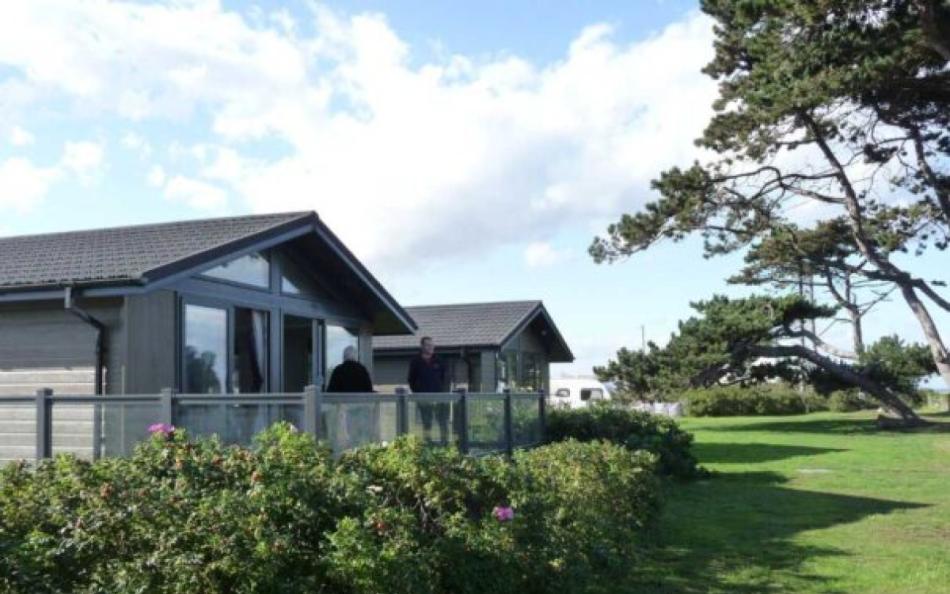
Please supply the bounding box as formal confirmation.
[1,0,947,383]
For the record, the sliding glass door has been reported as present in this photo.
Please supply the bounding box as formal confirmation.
[233,307,268,393]
[183,304,228,394]
[180,300,271,444]
[182,302,270,394]
[283,314,319,392]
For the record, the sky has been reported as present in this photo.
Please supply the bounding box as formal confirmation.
[0,0,947,384]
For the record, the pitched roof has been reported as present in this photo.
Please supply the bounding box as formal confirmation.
[374,301,573,362]
[0,212,416,335]
[0,212,310,291]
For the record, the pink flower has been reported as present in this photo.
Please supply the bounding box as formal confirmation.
[493,506,515,522]
[148,423,175,437]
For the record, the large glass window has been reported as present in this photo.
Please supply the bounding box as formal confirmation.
[204,252,270,288]
[325,325,359,386]
[184,304,227,394]
[283,315,316,392]
[233,308,268,393]
[522,353,541,391]
[280,254,328,299]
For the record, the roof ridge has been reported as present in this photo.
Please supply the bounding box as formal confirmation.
[0,211,314,242]
[405,300,542,310]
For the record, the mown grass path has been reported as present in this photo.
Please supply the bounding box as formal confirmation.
[629,412,950,594]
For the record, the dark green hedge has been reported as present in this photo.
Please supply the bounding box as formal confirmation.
[545,406,704,479]
[0,424,661,594]
[682,385,830,417]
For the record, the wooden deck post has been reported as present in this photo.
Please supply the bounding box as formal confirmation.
[35,388,53,461]
[538,388,547,445]
[457,389,469,454]
[503,389,513,458]
[303,384,324,439]
[395,387,409,436]
[159,388,175,427]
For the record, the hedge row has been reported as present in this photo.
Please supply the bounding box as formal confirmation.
[0,424,661,594]
[680,385,878,416]
[545,406,704,479]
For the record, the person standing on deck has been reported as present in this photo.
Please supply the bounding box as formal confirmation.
[408,336,449,444]
[326,346,374,448]
[327,346,373,393]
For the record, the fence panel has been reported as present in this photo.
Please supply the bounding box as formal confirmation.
[0,397,35,465]
[322,394,398,454]
[405,393,462,447]
[511,393,543,448]
[0,391,545,463]
[174,394,303,445]
[466,394,507,454]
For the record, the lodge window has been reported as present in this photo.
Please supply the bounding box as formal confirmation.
[283,314,318,392]
[203,252,271,289]
[233,308,268,393]
[325,324,360,382]
[280,253,329,299]
[183,304,228,394]
[182,301,270,394]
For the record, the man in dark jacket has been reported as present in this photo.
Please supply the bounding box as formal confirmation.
[327,346,374,449]
[408,336,450,443]
[327,346,373,392]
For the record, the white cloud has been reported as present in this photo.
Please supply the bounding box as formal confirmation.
[0,157,60,212]
[9,125,33,146]
[163,175,228,210]
[0,2,716,268]
[146,164,166,187]
[122,131,152,158]
[524,242,565,268]
[61,140,105,184]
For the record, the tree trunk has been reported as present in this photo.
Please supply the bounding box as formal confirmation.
[916,0,950,61]
[848,306,865,357]
[843,274,865,356]
[897,283,950,389]
[802,114,950,397]
[749,344,925,426]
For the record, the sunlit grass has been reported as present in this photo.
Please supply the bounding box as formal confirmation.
[627,411,950,594]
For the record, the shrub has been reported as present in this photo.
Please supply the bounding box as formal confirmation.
[545,405,703,478]
[510,440,661,593]
[682,385,827,417]
[0,427,663,594]
[329,438,518,594]
[0,423,346,594]
[826,389,876,412]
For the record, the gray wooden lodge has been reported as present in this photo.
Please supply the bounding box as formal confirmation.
[373,301,574,394]
[0,212,416,462]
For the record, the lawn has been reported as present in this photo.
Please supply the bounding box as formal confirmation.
[629,411,950,594]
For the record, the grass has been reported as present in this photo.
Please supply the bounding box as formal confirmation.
[628,411,950,594]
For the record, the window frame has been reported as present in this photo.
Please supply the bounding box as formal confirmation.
[179,295,273,394]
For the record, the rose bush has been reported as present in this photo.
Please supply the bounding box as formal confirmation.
[0,425,662,594]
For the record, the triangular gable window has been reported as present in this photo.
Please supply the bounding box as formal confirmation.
[204,252,270,288]
[280,253,332,300]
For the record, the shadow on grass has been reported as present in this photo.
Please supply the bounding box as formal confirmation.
[703,416,950,436]
[699,413,950,435]
[702,417,881,435]
[692,442,845,464]
[624,471,927,594]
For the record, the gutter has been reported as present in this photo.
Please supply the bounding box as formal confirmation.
[64,286,106,395]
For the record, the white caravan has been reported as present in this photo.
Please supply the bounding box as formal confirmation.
[548,378,611,409]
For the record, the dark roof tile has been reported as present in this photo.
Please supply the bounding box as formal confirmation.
[0,212,310,290]
[374,301,542,350]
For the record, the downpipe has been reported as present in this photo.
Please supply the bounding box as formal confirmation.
[64,286,106,395]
